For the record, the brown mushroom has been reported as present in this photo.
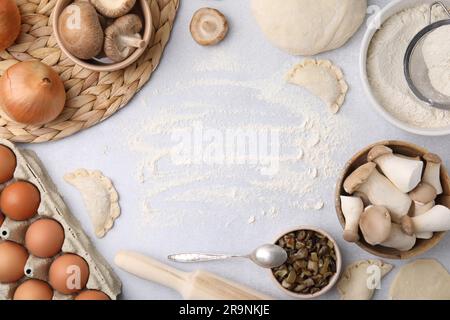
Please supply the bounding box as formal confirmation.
[190,8,229,46]
[422,153,443,195]
[91,0,136,18]
[104,14,145,62]
[58,2,104,60]
[409,183,437,205]
[359,206,392,246]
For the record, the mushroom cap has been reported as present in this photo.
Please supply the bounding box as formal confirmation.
[58,2,104,60]
[104,14,143,62]
[367,145,393,162]
[409,183,437,204]
[190,8,229,46]
[91,0,136,18]
[359,206,392,245]
[401,215,415,236]
[423,153,442,164]
[343,162,377,194]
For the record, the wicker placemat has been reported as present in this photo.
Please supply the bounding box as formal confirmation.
[0,0,179,143]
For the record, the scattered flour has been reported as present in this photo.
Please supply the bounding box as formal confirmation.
[367,4,450,129]
[118,49,352,230]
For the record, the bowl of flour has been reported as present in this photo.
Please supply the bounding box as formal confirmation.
[361,0,450,136]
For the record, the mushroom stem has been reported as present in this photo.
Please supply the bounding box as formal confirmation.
[380,223,416,252]
[422,153,443,195]
[368,146,423,193]
[340,196,364,243]
[412,201,435,240]
[344,163,412,222]
[119,34,145,49]
[401,205,450,236]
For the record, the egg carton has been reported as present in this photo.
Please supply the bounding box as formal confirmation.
[0,139,121,300]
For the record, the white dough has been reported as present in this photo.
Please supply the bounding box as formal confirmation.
[286,59,348,113]
[64,169,121,238]
[390,259,450,300]
[423,25,450,96]
[338,260,393,300]
[251,0,367,55]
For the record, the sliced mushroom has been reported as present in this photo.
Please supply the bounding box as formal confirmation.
[368,145,423,193]
[359,206,392,246]
[340,196,364,243]
[344,162,412,222]
[190,8,229,46]
[104,14,145,62]
[58,2,104,60]
[91,0,136,18]
[422,153,443,195]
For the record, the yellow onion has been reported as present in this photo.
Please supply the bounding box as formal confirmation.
[0,0,21,51]
[0,61,66,125]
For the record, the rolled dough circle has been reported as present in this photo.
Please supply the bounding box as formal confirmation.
[251,0,367,56]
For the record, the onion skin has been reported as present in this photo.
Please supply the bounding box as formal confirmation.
[0,61,66,125]
[0,0,21,51]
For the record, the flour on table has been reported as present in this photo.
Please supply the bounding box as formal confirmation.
[119,52,352,231]
[367,4,450,128]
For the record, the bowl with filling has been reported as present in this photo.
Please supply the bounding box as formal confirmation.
[361,0,450,136]
[270,226,342,299]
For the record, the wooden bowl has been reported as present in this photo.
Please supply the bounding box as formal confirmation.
[335,140,449,260]
[53,0,153,72]
[269,226,342,299]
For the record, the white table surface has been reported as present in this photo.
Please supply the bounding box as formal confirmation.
[24,0,450,300]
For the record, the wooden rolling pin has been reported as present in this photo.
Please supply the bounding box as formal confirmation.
[115,251,272,300]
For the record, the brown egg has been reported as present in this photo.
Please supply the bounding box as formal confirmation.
[0,181,40,221]
[49,254,89,294]
[0,212,4,226]
[75,290,110,300]
[13,279,53,300]
[25,219,65,258]
[0,145,16,184]
[0,241,28,283]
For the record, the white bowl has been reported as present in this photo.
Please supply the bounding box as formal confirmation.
[360,0,450,136]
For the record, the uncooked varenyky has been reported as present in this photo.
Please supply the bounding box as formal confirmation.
[64,169,120,238]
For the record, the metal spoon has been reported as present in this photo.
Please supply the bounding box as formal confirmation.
[167,244,287,269]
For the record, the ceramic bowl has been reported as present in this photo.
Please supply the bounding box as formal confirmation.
[335,140,449,260]
[270,226,342,299]
[53,0,153,72]
[360,0,450,136]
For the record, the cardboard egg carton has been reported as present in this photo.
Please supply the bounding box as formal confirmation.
[0,139,121,300]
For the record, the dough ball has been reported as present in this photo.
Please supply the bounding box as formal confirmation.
[251,0,367,56]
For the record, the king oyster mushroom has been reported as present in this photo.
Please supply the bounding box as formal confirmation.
[190,8,229,46]
[344,162,412,222]
[367,145,423,193]
[422,153,443,195]
[409,182,437,239]
[58,2,104,60]
[104,14,146,62]
[91,0,136,18]
[340,196,364,243]
[359,206,392,246]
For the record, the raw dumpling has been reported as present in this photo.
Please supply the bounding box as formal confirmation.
[389,259,450,300]
[251,0,367,55]
[338,259,393,300]
[64,169,120,238]
[287,59,348,113]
